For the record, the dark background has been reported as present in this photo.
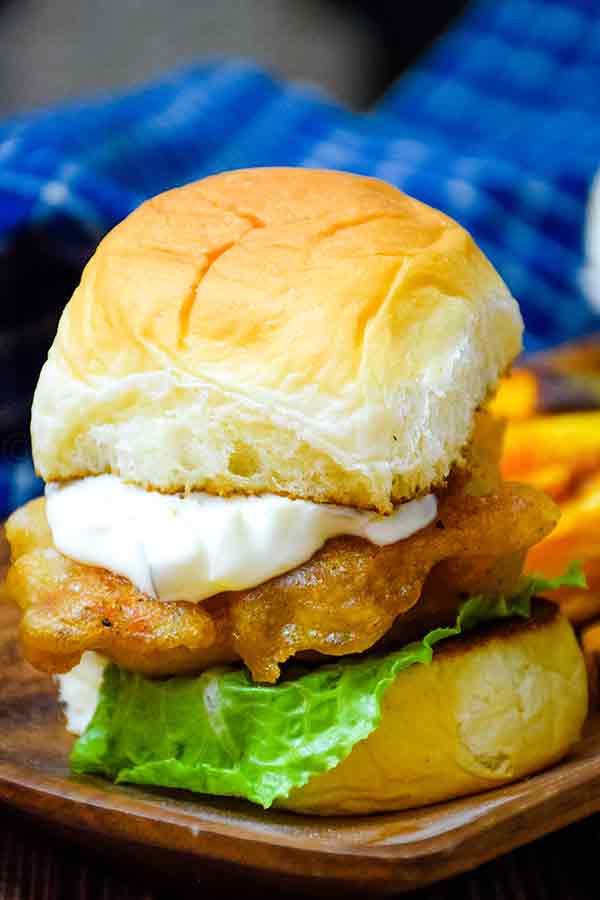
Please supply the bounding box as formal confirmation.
[0,0,468,114]
[2,801,600,900]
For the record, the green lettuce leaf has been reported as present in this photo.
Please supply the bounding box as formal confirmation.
[70,564,585,808]
[527,560,587,594]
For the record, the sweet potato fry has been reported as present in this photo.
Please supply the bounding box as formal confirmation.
[526,474,600,575]
[501,413,600,498]
[495,347,600,697]
[494,342,600,701]
[490,369,539,420]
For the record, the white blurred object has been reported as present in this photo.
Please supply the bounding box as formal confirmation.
[582,169,600,313]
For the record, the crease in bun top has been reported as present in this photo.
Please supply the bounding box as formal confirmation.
[4,168,588,815]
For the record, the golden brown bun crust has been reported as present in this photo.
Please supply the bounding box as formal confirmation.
[280,604,588,814]
[32,168,522,510]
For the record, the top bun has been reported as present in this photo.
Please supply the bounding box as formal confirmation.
[32,168,522,511]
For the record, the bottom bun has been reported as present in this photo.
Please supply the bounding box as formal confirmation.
[279,604,588,814]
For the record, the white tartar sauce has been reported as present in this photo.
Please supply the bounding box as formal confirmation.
[45,475,437,603]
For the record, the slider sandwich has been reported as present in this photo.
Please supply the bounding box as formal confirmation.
[4,168,588,814]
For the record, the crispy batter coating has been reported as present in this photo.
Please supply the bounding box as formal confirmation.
[5,473,558,682]
[5,541,218,675]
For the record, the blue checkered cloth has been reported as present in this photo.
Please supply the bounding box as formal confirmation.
[2,0,600,517]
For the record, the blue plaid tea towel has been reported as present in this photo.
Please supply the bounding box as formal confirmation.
[1,0,600,516]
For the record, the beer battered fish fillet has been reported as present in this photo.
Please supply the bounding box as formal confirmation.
[4,477,558,682]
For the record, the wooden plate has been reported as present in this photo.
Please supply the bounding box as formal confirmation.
[3,594,600,893]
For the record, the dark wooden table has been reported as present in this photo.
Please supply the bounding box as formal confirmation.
[1,803,599,900]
